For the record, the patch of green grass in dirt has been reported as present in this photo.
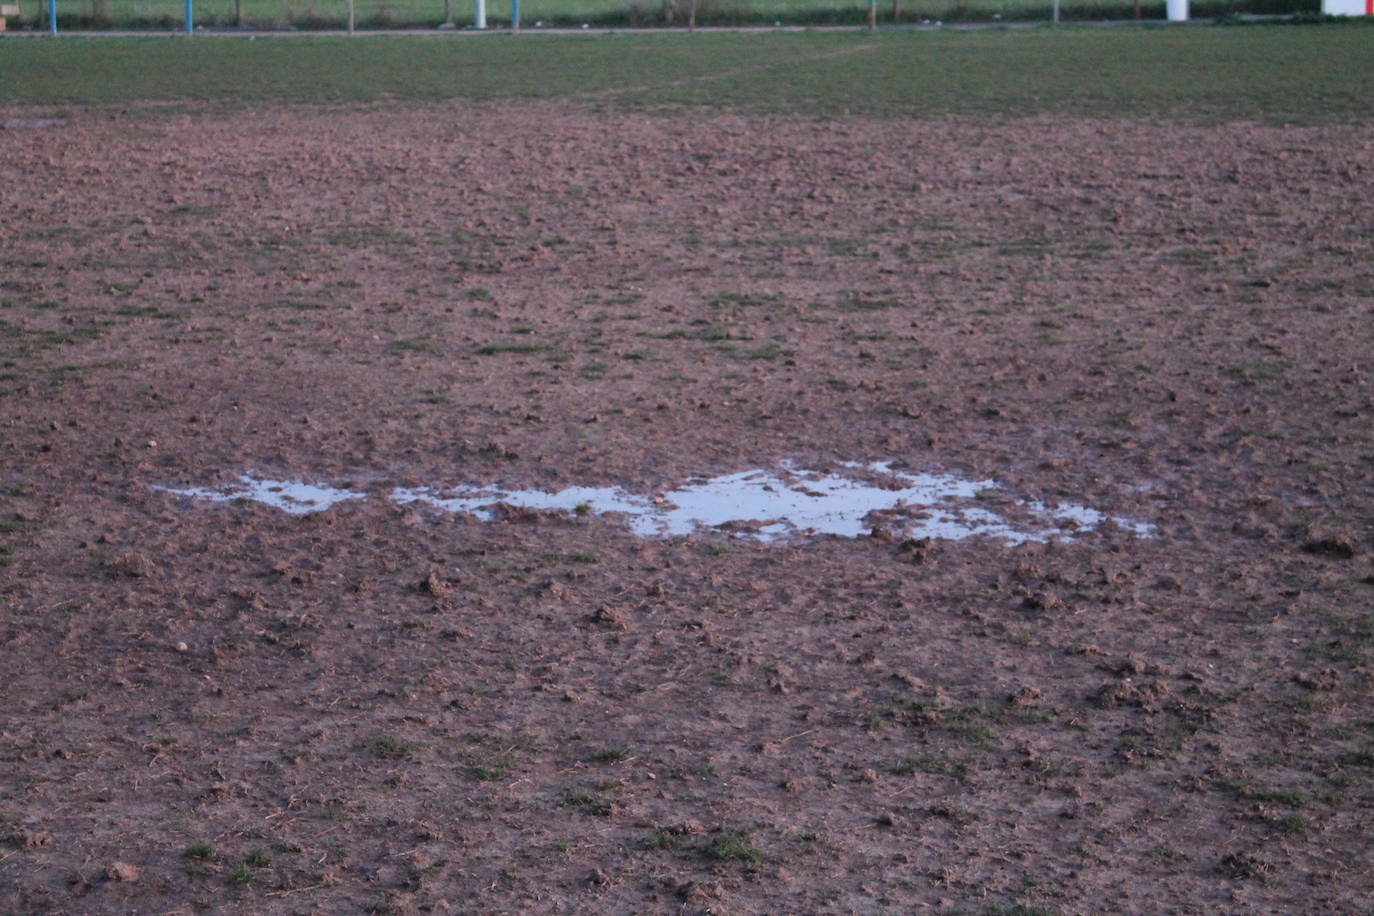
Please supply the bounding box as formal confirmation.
[703,828,766,866]
[364,734,415,760]
[475,341,554,355]
[712,291,785,309]
[114,304,189,319]
[643,828,683,850]
[834,293,902,312]
[931,802,979,825]
[262,298,330,311]
[184,840,216,860]
[889,752,973,781]
[1,27,1372,123]
[390,338,434,354]
[0,318,107,359]
[1338,748,1374,768]
[1261,812,1309,834]
[559,783,619,816]
[591,745,631,762]
[462,733,533,781]
[1221,778,1310,807]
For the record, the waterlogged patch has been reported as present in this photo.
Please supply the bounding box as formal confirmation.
[392,484,650,522]
[154,476,363,515]
[639,465,1019,540]
[156,462,1154,544]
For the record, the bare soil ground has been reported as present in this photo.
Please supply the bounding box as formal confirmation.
[1,102,1372,914]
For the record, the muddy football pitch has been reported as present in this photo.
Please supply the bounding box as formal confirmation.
[3,28,1374,914]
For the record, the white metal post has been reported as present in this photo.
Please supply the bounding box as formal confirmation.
[475,0,485,28]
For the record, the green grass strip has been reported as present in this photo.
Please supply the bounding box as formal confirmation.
[1,25,1371,122]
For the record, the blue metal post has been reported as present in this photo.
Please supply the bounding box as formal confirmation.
[49,0,57,34]
[184,0,192,33]
[512,0,518,31]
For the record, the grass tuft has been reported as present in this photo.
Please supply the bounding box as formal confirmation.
[184,841,215,860]
[703,828,766,866]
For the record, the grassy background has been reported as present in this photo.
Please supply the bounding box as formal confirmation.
[2,0,1321,30]
[1,26,1372,121]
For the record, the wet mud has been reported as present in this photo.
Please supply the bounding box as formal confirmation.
[1,101,1372,913]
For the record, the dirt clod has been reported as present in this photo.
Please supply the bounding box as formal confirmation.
[420,569,451,596]
[104,862,139,882]
[1303,532,1358,559]
[106,552,159,578]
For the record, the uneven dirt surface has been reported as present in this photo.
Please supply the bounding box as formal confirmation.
[2,101,1373,914]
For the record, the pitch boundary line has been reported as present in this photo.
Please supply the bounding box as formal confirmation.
[569,40,881,103]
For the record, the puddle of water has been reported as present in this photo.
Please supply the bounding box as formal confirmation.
[394,483,653,520]
[156,462,1154,544]
[1026,498,1156,539]
[155,476,363,515]
[627,464,1029,541]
